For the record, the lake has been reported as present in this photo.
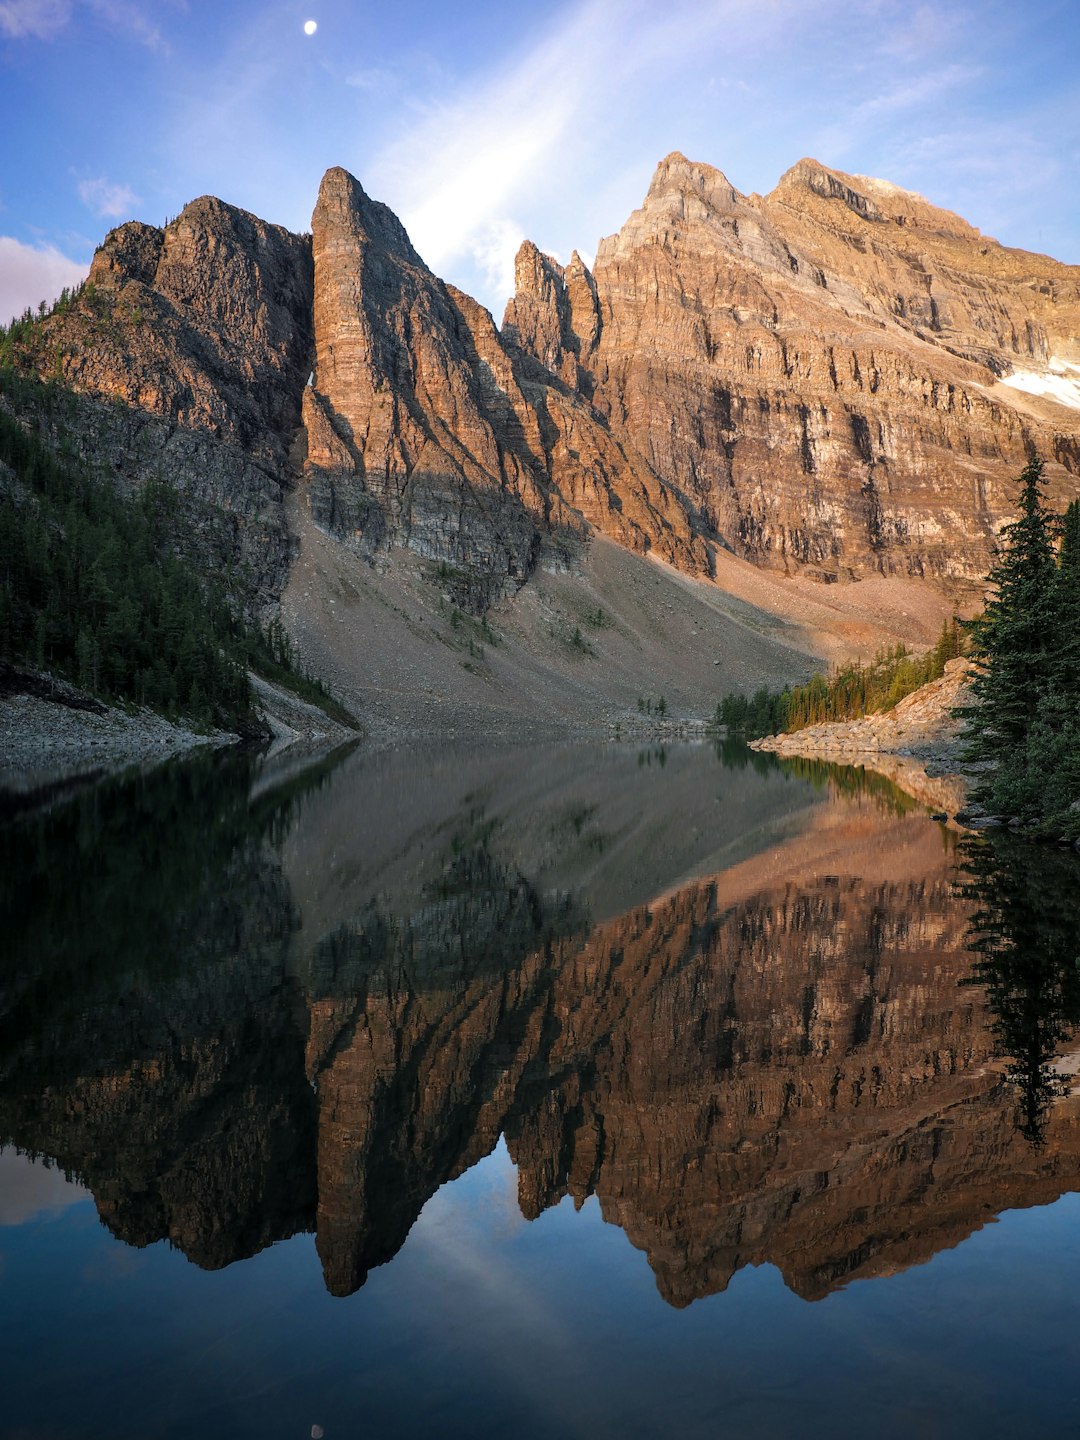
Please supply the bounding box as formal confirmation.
[2,740,1079,1439]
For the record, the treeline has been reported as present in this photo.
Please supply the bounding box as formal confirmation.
[0,390,349,733]
[717,620,964,739]
[0,282,86,368]
[960,458,1079,838]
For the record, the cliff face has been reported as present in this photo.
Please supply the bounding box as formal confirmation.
[13,150,1076,627]
[9,194,315,610]
[58,195,314,460]
[506,153,1080,582]
[302,167,707,602]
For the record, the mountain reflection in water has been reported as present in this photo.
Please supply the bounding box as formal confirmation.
[2,741,1079,1312]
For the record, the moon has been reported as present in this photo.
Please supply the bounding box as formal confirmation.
[303,19,317,35]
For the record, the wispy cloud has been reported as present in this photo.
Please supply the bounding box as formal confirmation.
[367,0,823,311]
[78,174,139,218]
[87,0,168,53]
[811,62,983,163]
[0,0,70,38]
[344,65,396,94]
[0,235,87,327]
[0,0,167,47]
[877,1,973,61]
[470,217,527,302]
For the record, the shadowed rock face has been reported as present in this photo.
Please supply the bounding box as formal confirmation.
[19,151,1074,620]
[57,195,314,463]
[4,752,1079,1305]
[13,194,315,609]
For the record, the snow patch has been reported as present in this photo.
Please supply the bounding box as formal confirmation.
[852,174,928,205]
[1000,356,1080,410]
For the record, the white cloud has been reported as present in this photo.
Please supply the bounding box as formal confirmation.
[0,236,87,327]
[78,175,139,218]
[0,0,70,37]
[470,218,527,313]
[366,0,821,311]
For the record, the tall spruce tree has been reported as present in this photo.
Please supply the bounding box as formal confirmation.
[960,457,1059,763]
[961,460,1080,833]
[1055,499,1080,706]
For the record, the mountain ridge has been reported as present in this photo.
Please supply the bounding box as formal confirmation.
[3,151,1079,737]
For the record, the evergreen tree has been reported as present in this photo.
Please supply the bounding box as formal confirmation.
[1054,499,1080,706]
[959,458,1059,764]
[0,377,355,734]
[958,461,1080,834]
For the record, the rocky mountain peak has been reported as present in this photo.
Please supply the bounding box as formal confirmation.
[312,165,424,268]
[12,148,1080,631]
[501,240,573,378]
[87,219,164,289]
[773,158,888,222]
[596,151,784,276]
[771,157,982,240]
[646,150,739,209]
[44,188,314,462]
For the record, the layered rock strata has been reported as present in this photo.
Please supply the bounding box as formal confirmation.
[302,167,706,602]
[15,150,1077,624]
[506,153,1080,582]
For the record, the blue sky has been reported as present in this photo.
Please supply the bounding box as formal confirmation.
[1,0,1079,327]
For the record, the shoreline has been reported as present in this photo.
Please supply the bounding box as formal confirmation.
[747,659,977,823]
[0,665,359,806]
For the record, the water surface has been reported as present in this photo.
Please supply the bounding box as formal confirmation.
[2,741,1079,1438]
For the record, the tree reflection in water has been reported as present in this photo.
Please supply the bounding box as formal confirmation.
[961,834,1080,1145]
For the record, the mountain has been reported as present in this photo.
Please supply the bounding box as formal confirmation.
[507,152,1080,582]
[3,152,1079,731]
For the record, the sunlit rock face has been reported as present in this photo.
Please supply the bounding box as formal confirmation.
[22,151,1076,615]
[507,152,1080,582]
[303,167,706,599]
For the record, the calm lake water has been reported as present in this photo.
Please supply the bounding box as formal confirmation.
[2,740,1079,1439]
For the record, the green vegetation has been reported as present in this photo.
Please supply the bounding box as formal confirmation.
[716,620,964,739]
[635,695,669,717]
[0,383,350,733]
[712,735,923,817]
[0,282,93,369]
[958,458,1080,837]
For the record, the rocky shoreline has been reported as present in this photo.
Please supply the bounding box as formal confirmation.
[749,659,977,822]
[0,664,358,806]
[748,661,1080,848]
[0,686,236,803]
